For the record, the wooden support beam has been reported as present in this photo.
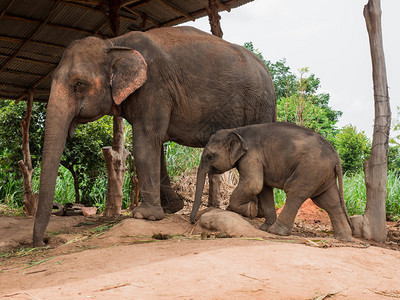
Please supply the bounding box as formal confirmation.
[217,0,231,12]
[122,0,151,9]
[15,69,55,103]
[56,0,138,23]
[362,0,391,242]
[0,53,57,67]
[156,0,195,21]
[207,0,223,38]
[0,36,65,49]
[2,14,108,37]
[18,89,39,217]
[2,69,43,78]
[108,0,121,36]
[0,3,57,73]
[122,6,159,27]
[102,0,130,217]
[158,0,236,28]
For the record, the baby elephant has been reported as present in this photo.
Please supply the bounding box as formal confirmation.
[190,122,353,241]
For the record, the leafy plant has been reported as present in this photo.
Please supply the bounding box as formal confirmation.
[334,125,371,174]
[164,142,202,179]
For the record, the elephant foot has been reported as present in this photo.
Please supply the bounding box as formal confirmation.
[227,201,257,219]
[333,226,353,242]
[160,186,184,213]
[268,222,292,236]
[260,222,274,232]
[132,202,165,220]
[33,239,46,248]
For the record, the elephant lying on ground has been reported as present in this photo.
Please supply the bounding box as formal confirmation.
[33,26,276,247]
[191,122,353,241]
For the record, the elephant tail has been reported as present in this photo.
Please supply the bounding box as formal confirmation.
[335,161,354,232]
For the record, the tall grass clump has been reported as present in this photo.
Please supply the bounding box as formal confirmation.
[342,172,366,216]
[165,142,202,179]
[0,166,23,208]
[32,166,75,204]
[90,172,133,212]
[386,171,400,217]
[343,170,400,217]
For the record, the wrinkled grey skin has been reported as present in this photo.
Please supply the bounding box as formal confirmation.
[191,122,353,241]
[33,26,276,247]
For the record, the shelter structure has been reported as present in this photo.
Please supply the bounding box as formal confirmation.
[0,0,253,102]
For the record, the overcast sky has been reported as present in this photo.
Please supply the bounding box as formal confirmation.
[184,0,399,139]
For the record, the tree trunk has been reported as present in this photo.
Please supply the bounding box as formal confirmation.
[207,0,223,38]
[102,114,129,217]
[362,0,391,242]
[18,90,38,217]
[102,0,130,216]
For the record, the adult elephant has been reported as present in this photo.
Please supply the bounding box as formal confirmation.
[33,26,276,247]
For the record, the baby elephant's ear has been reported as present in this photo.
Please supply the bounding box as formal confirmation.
[228,132,249,166]
[109,49,147,105]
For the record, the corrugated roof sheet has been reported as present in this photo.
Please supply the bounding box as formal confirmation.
[0,0,254,102]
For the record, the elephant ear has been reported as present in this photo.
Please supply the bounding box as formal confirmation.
[228,132,249,166]
[110,49,147,105]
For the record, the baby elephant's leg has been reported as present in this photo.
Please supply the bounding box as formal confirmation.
[312,185,352,241]
[258,185,277,231]
[268,191,308,236]
[227,166,263,219]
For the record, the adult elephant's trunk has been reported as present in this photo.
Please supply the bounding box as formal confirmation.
[33,92,75,247]
[190,162,209,223]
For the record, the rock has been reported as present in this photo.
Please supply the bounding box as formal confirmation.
[350,215,364,237]
[198,208,269,237]
[81,207,97,217]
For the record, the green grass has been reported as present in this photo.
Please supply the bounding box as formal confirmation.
[0,167,23,208]
[164,141,202,179]
[274,170,400,217]
[2,144,400,219]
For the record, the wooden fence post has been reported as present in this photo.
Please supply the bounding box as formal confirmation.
[18,89,38,216]
[362,0,391,242]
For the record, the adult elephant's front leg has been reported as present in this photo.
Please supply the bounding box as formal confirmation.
[131,137,165,220]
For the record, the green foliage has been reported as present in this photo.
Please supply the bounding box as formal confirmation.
[389,106,400,172]
[0,100,46,174]
[334,125,371,174]
[244,42,342,138]
[388,145,400,173]
[0,164,23,208]
[274,171,400,217]
[62,116,113,205]
[164,142,202,179]
[343,171,400,217]
[89,172,132,212]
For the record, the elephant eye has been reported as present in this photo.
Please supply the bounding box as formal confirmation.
[205,154,213,161]
[73,80,88,94]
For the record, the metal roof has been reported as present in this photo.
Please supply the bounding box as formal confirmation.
[0,0,253,102]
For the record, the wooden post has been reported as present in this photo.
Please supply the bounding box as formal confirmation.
[18,89,38,216]
[102,0,129,216]
[362,0,391,242]
[207,0,223,38]
[102,106,129,216]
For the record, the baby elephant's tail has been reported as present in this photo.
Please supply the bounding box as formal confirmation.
[335,162,354,233]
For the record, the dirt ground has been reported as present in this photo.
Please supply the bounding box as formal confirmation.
[1,171,400,299]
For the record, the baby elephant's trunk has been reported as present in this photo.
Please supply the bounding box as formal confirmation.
[190,164,208,223]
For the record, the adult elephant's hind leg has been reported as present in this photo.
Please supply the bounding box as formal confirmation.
[312,185,352,241]
[160,149,184,213]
